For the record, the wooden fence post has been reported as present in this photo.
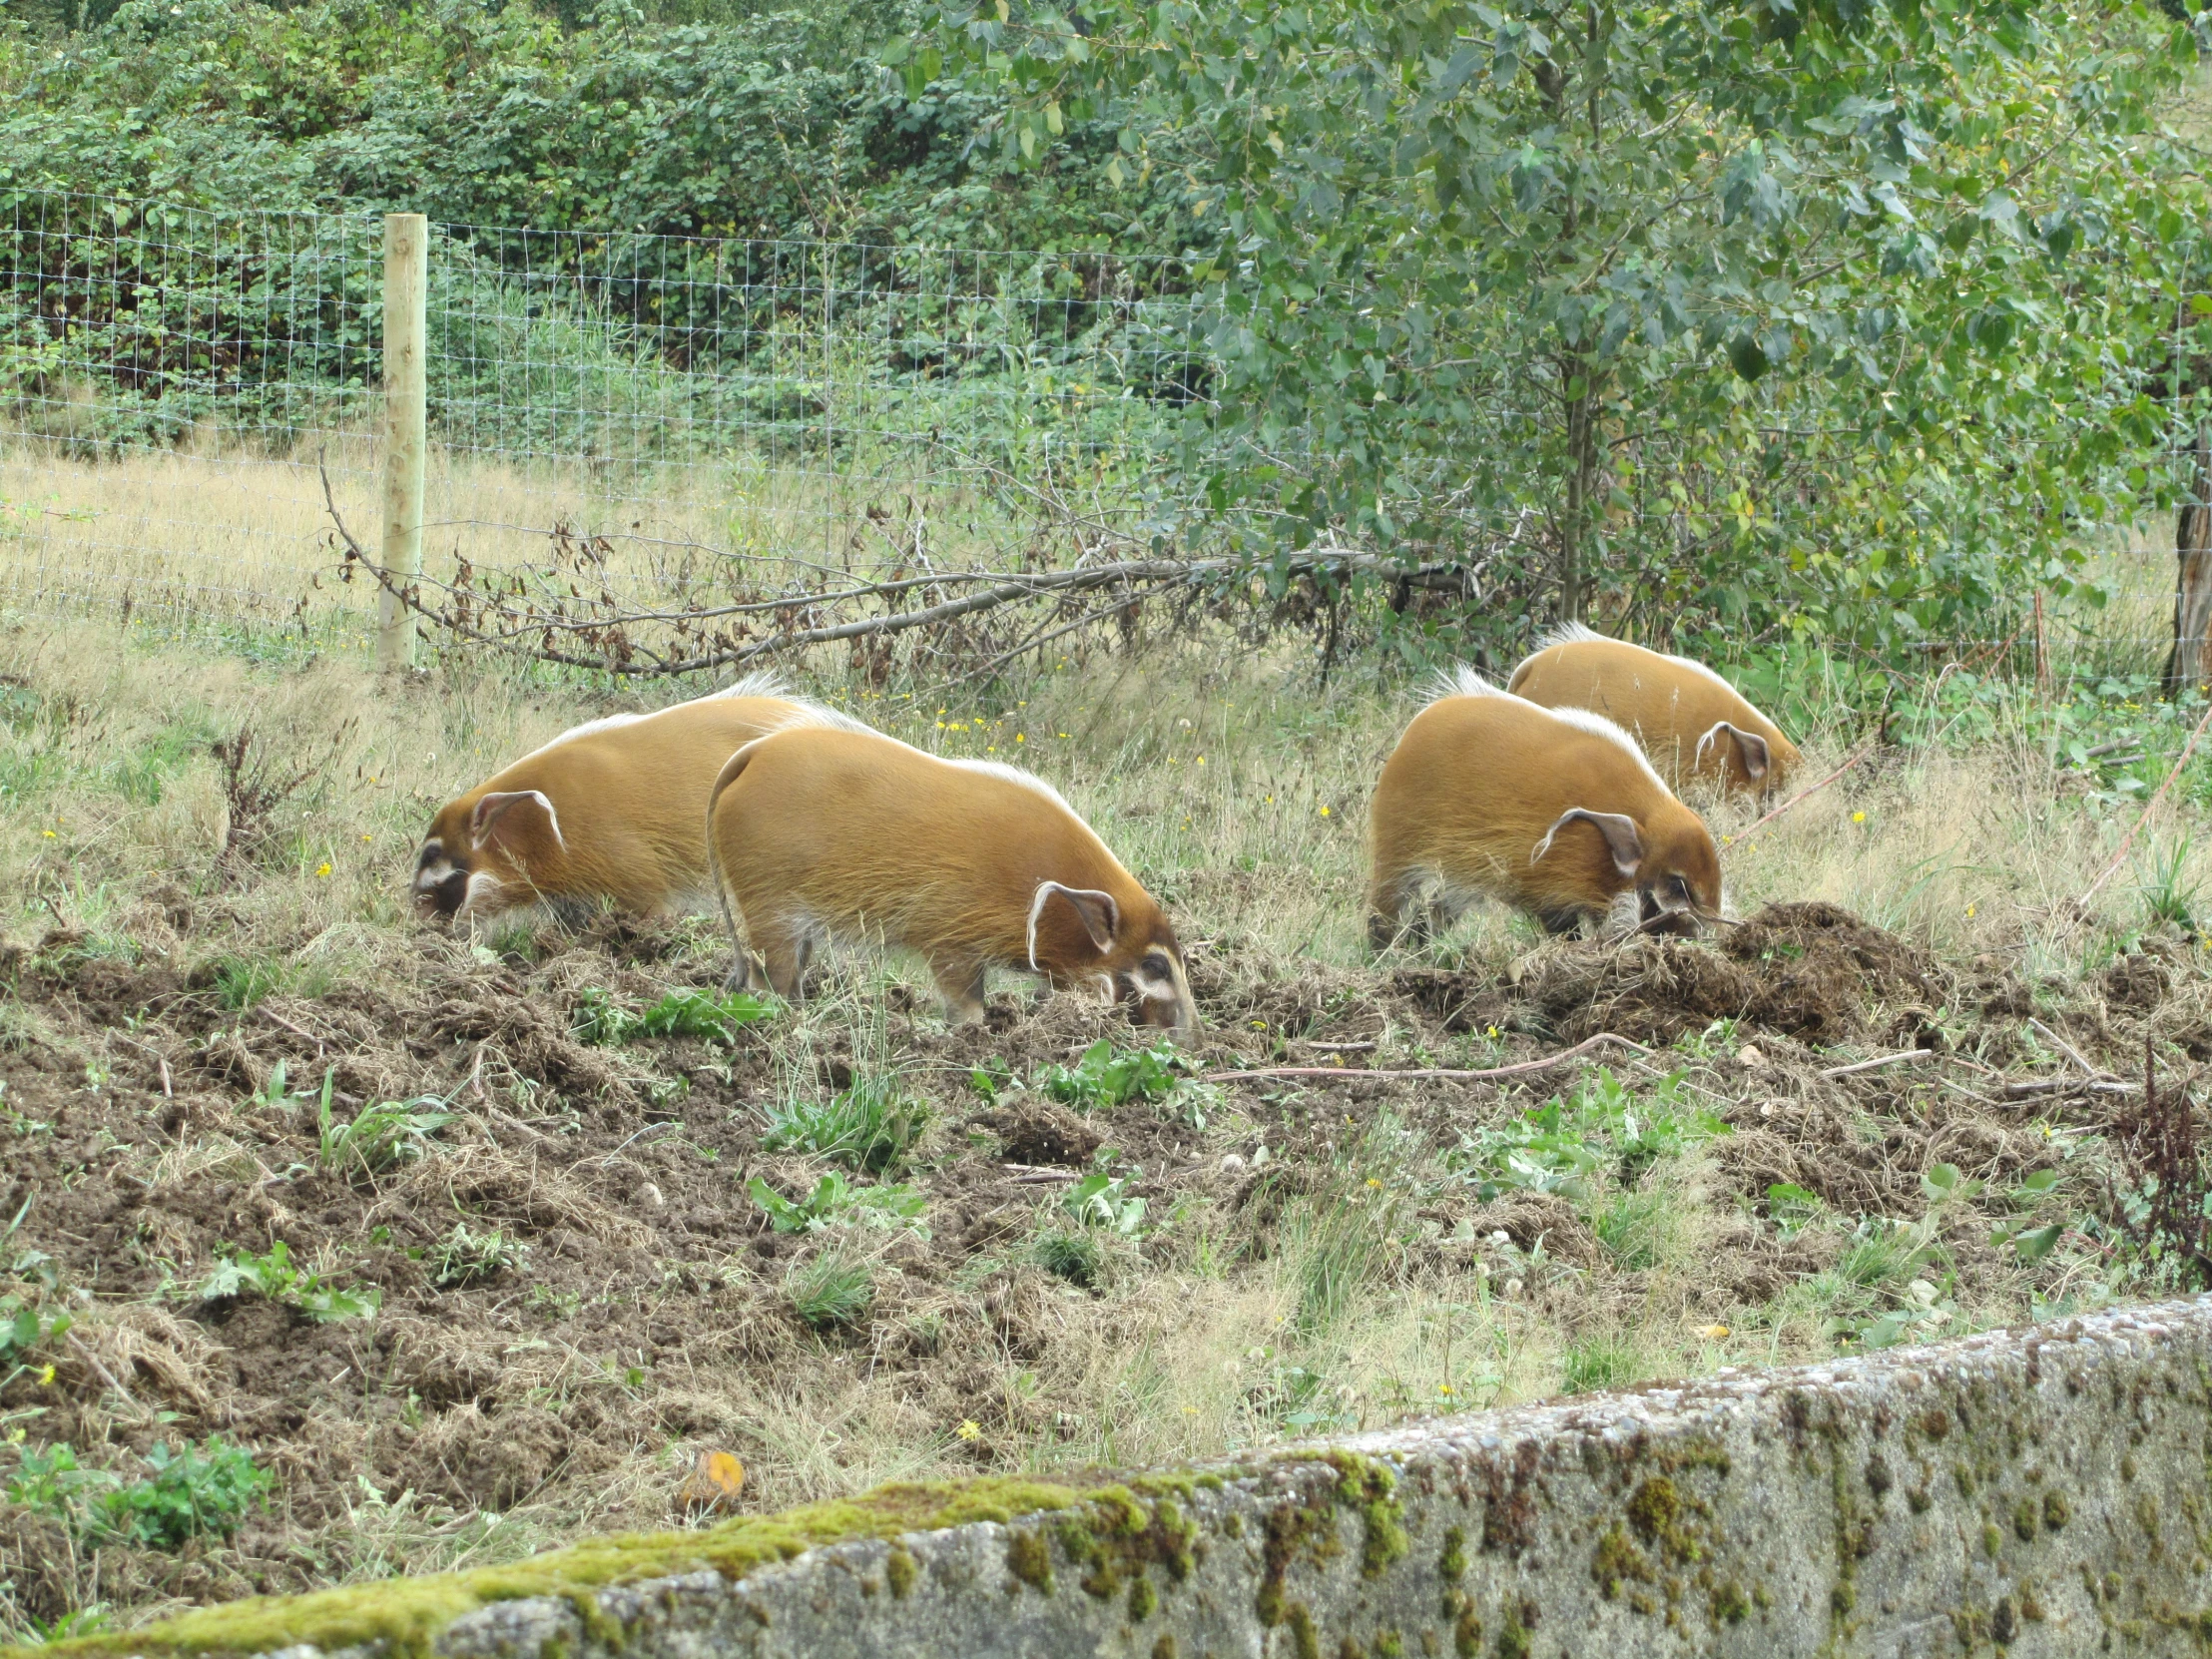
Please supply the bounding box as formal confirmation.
[376,214,427,672]
[2167,420,2212,696]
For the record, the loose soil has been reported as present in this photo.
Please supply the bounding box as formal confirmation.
[0,900,2202,1632]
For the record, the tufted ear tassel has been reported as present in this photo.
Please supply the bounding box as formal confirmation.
[469,790,565,851]
[1530,809,1643,879]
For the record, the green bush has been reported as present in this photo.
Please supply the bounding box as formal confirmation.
[1450,1068,1726,1205]
[1032,1228,1102,1288]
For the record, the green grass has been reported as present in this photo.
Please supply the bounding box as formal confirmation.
[760,1078,928,1175]
[1034,1228,1104,1288]
[1559,1336,1643,1395]
[785,1252,874,1330]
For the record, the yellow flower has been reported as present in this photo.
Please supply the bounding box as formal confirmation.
[362,833,372,841]
[37,1365,55,1386]
[1319,806,1331,818]
[1366,1178,1382,1189]
[1196,756,1206,766]
[956,1419,981,1441]
[1057,732,1069,739]
[42,830,55,838]
[1486,1025,1500,1040]
[1698,1324,1731,1342]
[315,861,332,878]
[1437,1382,1455,1397]
[1964,902,1976,918]
[1851,811,1866,824]
[1015,734,1025,743]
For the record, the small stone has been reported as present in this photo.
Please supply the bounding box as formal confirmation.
[1739,1044,1766,1068]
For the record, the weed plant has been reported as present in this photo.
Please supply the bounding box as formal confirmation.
[315,1074,453,1176]
[425,1225,529,1289]
[785,1251,874,1330]
[747,1172,929,1237]
[6,1438,271,1549]
[195,1242,380,1323]
[760,1078,927,1174]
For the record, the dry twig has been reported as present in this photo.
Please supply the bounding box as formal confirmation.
[1205,1032,1654,1085]
[1819,1048,1936,1080]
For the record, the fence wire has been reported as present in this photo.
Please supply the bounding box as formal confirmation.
[0,187,2201,679]
[0,192,1210,646]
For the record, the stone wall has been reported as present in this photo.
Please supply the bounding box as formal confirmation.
[62,1298,2212,1659]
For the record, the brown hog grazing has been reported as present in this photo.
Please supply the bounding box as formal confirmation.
[1506,623,1801,798]
[413,672,866,923]
[706,725,1200,1036]
[1368,669,1724,943]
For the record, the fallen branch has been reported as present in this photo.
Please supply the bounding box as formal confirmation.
[1204,1032,1654,1086]
[320,462,1492,681]
[1819,1048,1936,1080]
[2077,695,2212,907]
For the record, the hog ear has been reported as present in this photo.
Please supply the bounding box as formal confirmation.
[469,790,565,851]
[1696,721,1769,782]
[1027,881,1121,967]
[1530,809,1644,880]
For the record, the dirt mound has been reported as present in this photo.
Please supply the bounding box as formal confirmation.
[991,1098,1103,1166]
[1505,901,1943,1045]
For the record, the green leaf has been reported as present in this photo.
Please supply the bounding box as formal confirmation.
[1726,334,1769,382]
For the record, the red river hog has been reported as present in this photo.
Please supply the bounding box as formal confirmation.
[1368,669,1724,942]
[706,725,1200,1035]
[413,672,864,922]
[1507,623,1800,797]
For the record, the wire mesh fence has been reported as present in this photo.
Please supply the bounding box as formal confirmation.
[0,190,1212,655]
[0,186,2202,684]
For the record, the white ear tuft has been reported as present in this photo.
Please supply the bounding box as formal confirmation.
[1027,881,1121,967]
[1530,808,1644,879]
[469,790,565,852]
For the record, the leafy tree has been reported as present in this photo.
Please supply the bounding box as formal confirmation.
[906,0,2211,645]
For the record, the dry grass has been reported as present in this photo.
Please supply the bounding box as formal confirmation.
[0,439,1064,641]
[3,499,2211,1637]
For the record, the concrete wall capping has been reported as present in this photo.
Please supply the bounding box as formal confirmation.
[91,1297,2212,1658]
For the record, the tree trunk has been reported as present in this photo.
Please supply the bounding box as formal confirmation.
[1559,366,1599,624]
[2167,421,2212,695]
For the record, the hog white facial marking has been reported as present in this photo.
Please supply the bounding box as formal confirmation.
[458,868,508,917]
